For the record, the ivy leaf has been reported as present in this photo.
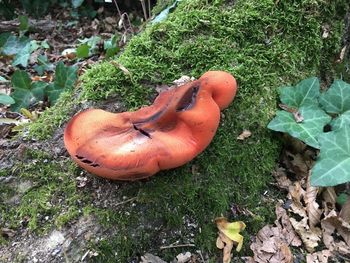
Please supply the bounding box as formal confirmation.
[46,62,78,105]
[34,55,54,75]
[320,80,350,113]
[2,35,29,56]
[76,43,89,58]
[320,80,350,131]
[279,77,320,108]
[11,70,31,90]
[54,62,78,90]
[10,70,47,112]
[311,125,350,186]
[12,41,31,67]
[0,93,15,105]
[331,111,350,131]
[72,0,85,8]
[267,105,331,148]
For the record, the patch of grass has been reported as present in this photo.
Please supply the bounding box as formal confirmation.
[16,0,348,261]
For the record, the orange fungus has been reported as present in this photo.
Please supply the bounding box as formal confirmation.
[64,71,238,180]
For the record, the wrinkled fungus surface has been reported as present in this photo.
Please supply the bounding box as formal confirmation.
[64,71,237,180]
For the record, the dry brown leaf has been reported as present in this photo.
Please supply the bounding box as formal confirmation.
[110,61,131,75]
[321,210,350,253]
[275,204,302,247]
[217,231,234,263]
[140,253,166,263]
[237,130,252,140]
[321,187,337,210]
[288,182,307,218]
[306,250,332,263]
[289,217,321,253]
[250,203,301,263]
[272,167,293,191]
[305,174,322,230]
[339,197,350,223]
[215,217,246,252]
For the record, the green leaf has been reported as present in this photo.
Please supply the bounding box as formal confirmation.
[267,105,331,148]
[0,32,11,48]
[34,55,54,75]
[11,70,31,90]
[331,110,350,130]
[76,44,89,58]
[0,93,15,105]
[105,47,120,58]
[54,62,78,90]
[336,193,349,206]
[12,41,31,67]
[72,0,85,8]
[10,71,47,111]
[46,62,78,105]
[279,77,320,108]
[311,125,350,186]
[2,35,29,55]
[320,79,350,113]
[19,15,29,32]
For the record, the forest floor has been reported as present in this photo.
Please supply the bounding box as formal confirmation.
[1,1,350,263]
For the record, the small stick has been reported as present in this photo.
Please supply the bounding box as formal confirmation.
[160,243,195,250]
[140,0,148,20]
[115,197,137,206]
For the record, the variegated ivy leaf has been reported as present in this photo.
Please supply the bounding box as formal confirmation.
[267,105,331,148]
[311,125,350,186]
[320,80,350,131]
[279,77,320,108]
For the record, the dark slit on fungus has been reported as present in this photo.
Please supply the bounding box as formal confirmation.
[133,124,152,138]
[176,85,199,112]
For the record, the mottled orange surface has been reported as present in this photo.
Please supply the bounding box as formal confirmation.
[64,71,237,180]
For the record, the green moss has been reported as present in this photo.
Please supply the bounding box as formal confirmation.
[28,91,80,140]
[0,150,86,233]
[9,0,348,262]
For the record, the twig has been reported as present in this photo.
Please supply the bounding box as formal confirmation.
[196,250,205,262]
[148,0,151,19]
[160,243,195,250]
[115,197,137,207]
[140,0,148,20]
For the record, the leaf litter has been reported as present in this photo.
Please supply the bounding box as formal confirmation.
[250,134,350,262]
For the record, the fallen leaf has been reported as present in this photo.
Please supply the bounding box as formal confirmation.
[272,166,293,191]
[321,187,337,210]
[339,196,350,223]
[237,130,252,140]
[111,61,130,75]
[217,231,234,263]
[140,253,166,263]
[250,203,301,263]
[306,250,332,263]
[305,174,322,230]
[215,217,246,252]
[288,182,307,218]
[289,217,321,253]
[1,228,16,238]
[176,251,191,263]
[321,209,350,253]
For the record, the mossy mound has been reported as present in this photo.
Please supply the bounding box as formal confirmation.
[3,0,347,262]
